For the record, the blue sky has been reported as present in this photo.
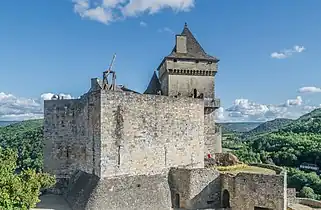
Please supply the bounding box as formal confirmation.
[0,0,321,121]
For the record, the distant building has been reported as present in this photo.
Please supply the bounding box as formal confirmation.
[299,162,319,171]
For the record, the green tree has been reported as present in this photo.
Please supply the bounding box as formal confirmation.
[0,148,55,210]
[299,186,317,199]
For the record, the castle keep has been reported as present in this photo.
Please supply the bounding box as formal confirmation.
[44,23,222,180]
[43,24,292,210]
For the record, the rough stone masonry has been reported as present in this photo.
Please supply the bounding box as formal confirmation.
[43,23,289,210]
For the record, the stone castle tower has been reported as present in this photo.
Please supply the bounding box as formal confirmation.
[145,23,222,154]
[43,23,222,181]
[42,24,291,210]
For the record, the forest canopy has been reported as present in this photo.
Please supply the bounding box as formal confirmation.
[0,120,55,209]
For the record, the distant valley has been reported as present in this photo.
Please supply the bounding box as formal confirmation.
[0,121,19,127]
[218,122,262,133]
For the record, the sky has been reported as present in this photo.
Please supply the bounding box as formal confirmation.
[1,0,321,122]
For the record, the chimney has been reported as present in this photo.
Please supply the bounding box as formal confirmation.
[176,35,187,54]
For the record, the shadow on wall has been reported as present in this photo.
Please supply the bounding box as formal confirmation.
[63,170,173,210]
[64,170,99,210]
[169,172,222,209]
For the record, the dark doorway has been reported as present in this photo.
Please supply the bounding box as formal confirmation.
[175,193,180,208]
[254,207,272,210]
[222,189,230,208]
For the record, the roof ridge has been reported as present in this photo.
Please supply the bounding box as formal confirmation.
[166,23,219,62]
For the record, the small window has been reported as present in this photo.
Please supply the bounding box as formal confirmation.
[195,60,199,63]
[174,59,177,62]
[193,89,197,98]
[208,61,213,64]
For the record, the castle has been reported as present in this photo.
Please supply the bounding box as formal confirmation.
[43,24,300,210]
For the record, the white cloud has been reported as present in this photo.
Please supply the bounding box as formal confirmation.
[73,0,114,24]
[139,21,147,27]
[158,27,174,34]
[299,86,321,93]
[0,92,74,121]
[270,45,306,59]
[1,92,319,123]
[216,96,320,122]
[285,96,302,106]
[121,0,195,17]
[72,0,195,24]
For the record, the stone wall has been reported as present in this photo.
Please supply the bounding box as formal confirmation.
[169,168,221,209]
[158,60,217,98]
[86,90,102,177]
[99,91,205,178]
[65,170,171,210]
[221,172,287,210]
[204,112,222,154]
[44,98,88,179]
[168,74,215,98]
[44,90,102,180]
[296,198,321,208]
[287,188,296,205]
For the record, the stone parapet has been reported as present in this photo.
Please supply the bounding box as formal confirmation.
[296,198,321,208]
[204,98,220,111]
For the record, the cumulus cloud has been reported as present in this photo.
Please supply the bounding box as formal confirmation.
[139,21,147,27]
[72,0,195,24]
[299,86,321,93]
[285,96,302,106]
[0,92,74,121]
[215,96,320,122]
[270,45,306,59]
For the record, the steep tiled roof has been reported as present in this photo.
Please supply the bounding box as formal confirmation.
[144,71,161,95]
[166,23,219,62]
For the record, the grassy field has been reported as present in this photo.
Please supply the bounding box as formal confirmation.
[215,164,276,175]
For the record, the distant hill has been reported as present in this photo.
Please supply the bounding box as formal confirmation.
[243,118,294,137]
[226,108,321,200]
[218,122,262,133]
[279,108,321,134]
[0,121,19,127]
[297,108,321,121]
